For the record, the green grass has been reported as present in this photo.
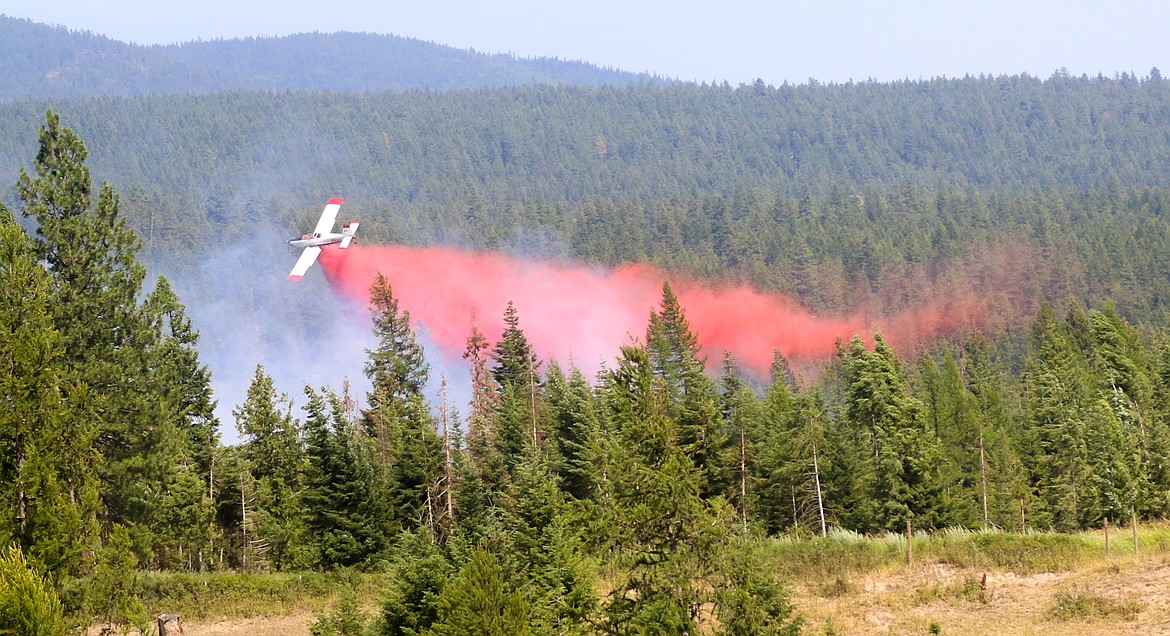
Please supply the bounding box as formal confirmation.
[768,529,901,579]
[133,570,388,620]
[111,523,1170,623]
[766,523,1170,580]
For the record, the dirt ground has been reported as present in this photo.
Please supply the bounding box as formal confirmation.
[793,554,1170,635]
[89,612,317,636]
[166,614,316,636]
[97,553,1170,635]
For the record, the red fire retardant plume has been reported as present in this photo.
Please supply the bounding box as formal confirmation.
[319,245,985,376]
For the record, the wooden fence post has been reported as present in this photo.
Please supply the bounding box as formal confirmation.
[906,519,913,567]
[158,614,183,636]
[1133,511,1138,557]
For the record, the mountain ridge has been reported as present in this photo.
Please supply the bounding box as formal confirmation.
[0,15,669,99]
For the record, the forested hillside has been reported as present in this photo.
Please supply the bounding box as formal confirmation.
[1,71,1168,324]
[4,19,1170,632]
[0,16,663,100]
[3,72,1168,204]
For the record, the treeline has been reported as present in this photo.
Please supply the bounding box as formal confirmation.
[6,114,1170,635]
[2,72,1166,208]
[0,16,660,100]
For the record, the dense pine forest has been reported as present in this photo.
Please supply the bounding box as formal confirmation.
[4,18,1170,636]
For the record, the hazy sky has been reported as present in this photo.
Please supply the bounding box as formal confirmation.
[3,0,1166,85]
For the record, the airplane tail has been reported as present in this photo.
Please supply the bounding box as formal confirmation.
[340,221,359,248]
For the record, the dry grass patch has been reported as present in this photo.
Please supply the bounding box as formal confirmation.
[1046,586,1144,622]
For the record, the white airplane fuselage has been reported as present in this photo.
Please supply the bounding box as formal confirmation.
[288,231,346,249]
[286,197,358,280]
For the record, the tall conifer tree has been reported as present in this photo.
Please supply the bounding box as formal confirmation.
[233,366,305,569]
[302,387,391,568]
[361,275,443,534]
[16,110,176,563]
[646,282,723,495]
[839,334,945,531]
[0,210,99,577]
[491,301,545,465]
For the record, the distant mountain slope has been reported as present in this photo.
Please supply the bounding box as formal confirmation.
[2,74,1166,211]
[0,16,667,99]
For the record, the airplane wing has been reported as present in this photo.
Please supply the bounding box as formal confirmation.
[288,246,322,281]
[312,197,344,237]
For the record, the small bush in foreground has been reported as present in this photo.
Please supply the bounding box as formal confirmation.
[1047,587,1143,622]
[0,545,66,636]
[310,592,370,636]
[912,575,989,606]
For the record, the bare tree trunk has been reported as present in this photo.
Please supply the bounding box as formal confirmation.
[440,374,456,530]
[529,358,539,448]
[16,433,26,534]
[813,442,827,537]
[906,519,913,566]
[1133,511,1138,556]
[241,487,247,572]
[739,419,748,530]
[979,429,989,529]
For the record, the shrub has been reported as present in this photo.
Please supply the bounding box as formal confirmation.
[310,592,370,636]
[0,545,66,636]
[1047,587,1143,622]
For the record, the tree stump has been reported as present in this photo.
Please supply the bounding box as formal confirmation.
[158,614,183,636]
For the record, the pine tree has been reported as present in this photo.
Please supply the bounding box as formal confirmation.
[491,301,545,466]
[462,313,500,460]
[839,334,945,531]
[13,111,217,570]
[719,352,762,529]
[544,362,598,500]
[302,387,392,568]
[234,366,305,569]
[757,377,832,537]
[366,274,428,406]
[645,282,723,495]
[378,532,453,636]
[138,276,220,568]
[0,210,99,579]
[916,350,984,528]
[491,301,540,391]
[11,112,147,574]
[1022,304,1096,530]
[588,344,799,634]
[0,545,66,636]
[429,547,531,636]
[1089,306,1152,519]
[1147,332,1170,517]
[956,335,1033,531]
[88,525,147,633]
[143,276,220,486]
[360,276,443,535]
[712,537,804,636]
[19,120,151,504]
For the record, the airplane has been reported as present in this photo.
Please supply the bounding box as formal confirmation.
[287,197,359,281]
